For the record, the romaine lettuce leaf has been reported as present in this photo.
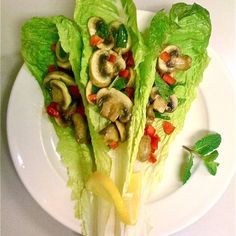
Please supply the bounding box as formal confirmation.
[74,0,144,189]
[21,16,94,228]
[140,3,211,196]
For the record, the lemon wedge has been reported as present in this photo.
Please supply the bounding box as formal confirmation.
[86,171,141,225]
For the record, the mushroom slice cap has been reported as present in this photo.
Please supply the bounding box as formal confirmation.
[55,41,69,63]
[137,135,152,162]
[97,36,115,50]
[88,16,103,36]
[56,60,71,70]
[115,120,126,142]
[153,95,168,113]
[158,45,180,73]
[126,68,135,87]
[110,21,131,54]
[72,113,89,144]
[43,71,76,86]
[146,104,155,120]
[166,94,178,112]
[89,49,114,88]
[50,80,72,110]
[99,123,120,144]
[97,88,133,123]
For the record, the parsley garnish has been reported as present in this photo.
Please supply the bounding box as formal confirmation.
[181,133,222,184]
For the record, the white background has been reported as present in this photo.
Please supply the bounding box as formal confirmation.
[1,0,235,235]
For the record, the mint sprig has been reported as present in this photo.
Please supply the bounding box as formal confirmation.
[181,133,221,184]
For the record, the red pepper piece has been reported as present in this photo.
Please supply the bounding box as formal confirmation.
[149,153,157,164]
[51,43,56,52]
[123,51,135,68]
[69,85,81,98]
[125,87,134,99]
[144,125,156,137]
[151,134,160,151]
[162,73,176,86]
[108,141,119,149]
[107,54,116,63]
[76,103,85,116]
[46,102,60,118]
[160,51,171,62]
[163,121,176,135]
[119,69,130,79]
[90,35,104,47]
[88,94,97,103]
[48,65,57,73]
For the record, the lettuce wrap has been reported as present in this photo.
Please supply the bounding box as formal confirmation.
[74,0,145,193]
[135,3,212,198]
[21,16,94,232]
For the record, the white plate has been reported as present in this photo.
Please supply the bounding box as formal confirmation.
[7,10,236,236]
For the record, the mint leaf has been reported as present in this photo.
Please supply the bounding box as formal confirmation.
[193,133,221,155]
[181,153,193,184]
[116,24,128,48]
[202,150,219,162]
[155,112,171,120]
[112,77,127,90]
[204,161,219,175]
[96,21,109,39]
[154,74,174,101]
[92,85,99,94]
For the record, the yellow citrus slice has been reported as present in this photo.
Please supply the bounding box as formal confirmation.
[86,171,141,225]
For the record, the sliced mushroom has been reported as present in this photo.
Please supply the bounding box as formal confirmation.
[72,113,89,144]
[50,80,72,110]
[146,104,155,119]
[55,41,69,63]
[126,68,135,87]
[97,36,115,50]
[153,95,168,113]
[96,88,133,123]
[89,49,125,88]
[43,71,76,86]
[137,135,152,162]
[88,16,103,36]
[150,87,158,101]
[99,123,119,145]
[115,120,126,142]
[166,94,178,112]
[56,60,71,70]
[110,21,131,54]
[158,45,192,73]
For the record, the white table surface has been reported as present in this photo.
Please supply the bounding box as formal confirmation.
[1,0,235,236]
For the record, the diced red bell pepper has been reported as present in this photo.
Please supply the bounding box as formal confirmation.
[123,51,135,68]
[144,125,156,137]
[125,87,134,99]
[151,134,160,151]
[119,69,130,79]
[46,102,60,118]
[90,35,104,47]
[69,85,81,98]
[51,43,56,52]
[160,51,171,62]
[162,73,176,86]
[163,121,176,135]
[76,103,85,116]
[107,54,116,63]
[108,141,119,149]
[88,94,97,103]
[149,153,157,164]
[48,65,57,73]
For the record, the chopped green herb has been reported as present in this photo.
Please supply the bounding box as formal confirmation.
[154,74,174,101]
[92,85,99,94]
[181,133,222,184]
[96,21,109,39]
[116,24,128,48]
[155,112,171,120]
[112,77,127,90]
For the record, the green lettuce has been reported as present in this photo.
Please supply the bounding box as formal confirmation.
[139,3,211,194]
[21,16,94,231]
